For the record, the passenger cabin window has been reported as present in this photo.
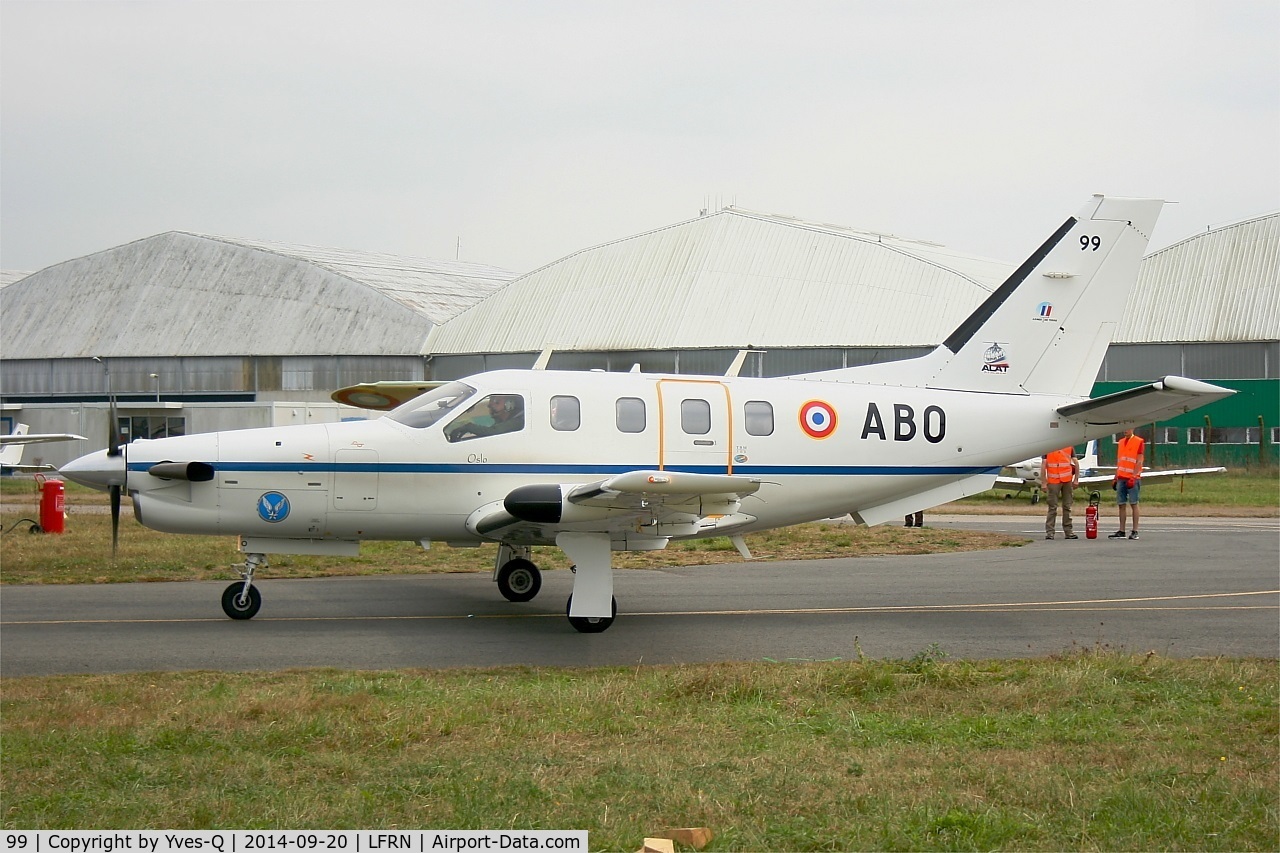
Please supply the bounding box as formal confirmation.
[387,381,476,429]
[550,395,581,431]
[616,397,646,433]
[681,399,711,434]
[744,401,774,436]
[444,394,525,442]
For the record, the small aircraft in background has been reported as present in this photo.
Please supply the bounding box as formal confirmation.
[1,424,87,473]
[995,440,1227,502]
[61,195,1236,633]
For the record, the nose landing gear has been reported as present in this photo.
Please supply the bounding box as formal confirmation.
[222,552,265,620]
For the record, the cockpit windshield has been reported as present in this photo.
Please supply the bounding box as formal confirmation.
[386,381,477,429]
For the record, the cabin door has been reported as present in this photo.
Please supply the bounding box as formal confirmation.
[656,379,734,474]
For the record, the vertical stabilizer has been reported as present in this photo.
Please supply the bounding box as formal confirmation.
[0,424,30,466]
[931,194,1163,396]
[807,195,1163,397]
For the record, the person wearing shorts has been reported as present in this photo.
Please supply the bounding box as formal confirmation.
[1109,428,1145,540]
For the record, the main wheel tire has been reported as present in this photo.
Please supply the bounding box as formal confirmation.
[221,582,262,620]
[566,594,617,634]
[497,558,542,602]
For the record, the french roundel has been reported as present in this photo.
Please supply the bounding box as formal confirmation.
[799,400,837,439]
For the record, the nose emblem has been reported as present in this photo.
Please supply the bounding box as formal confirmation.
[257,491,291,522]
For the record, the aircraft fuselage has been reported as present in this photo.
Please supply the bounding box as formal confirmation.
[113,368,1088,550]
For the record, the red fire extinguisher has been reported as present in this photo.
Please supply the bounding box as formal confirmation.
[1085,490,1100,540]
[38,476,67,534]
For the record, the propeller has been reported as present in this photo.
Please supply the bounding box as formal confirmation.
[106,388,122,558]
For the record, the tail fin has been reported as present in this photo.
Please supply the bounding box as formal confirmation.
[812,194,1163,397]
[0,424,30,466]
[1080,439,1100,476]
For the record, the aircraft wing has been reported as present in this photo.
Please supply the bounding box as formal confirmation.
[0,427,84,471]
[469,469,766,543]
[994,474,1029,486]
[1057,376,1235,426]
[0,433,87,445]
[331,381,448,410]
[1081,466,1227,486]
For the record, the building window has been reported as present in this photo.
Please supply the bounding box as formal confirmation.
[744,401,774,436]
[1209,427,1253,445]
[117,416,186,442]
[1187,427,1205,444]
[680,399,711,435]
[1157,427,1178,444]
[616,398,646,433]
[1272,427,1280,445]
[550,396,580,431]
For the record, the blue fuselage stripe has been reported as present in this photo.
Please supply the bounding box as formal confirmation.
[130,461,1001,477]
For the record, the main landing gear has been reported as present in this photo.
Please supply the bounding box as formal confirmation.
[494,544,543,602]
[496,557,542,602]
[496,539,617,633]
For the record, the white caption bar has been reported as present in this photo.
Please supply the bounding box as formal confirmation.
[2,832,587,853]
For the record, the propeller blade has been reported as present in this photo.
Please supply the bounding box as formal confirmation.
[106,385,121,557]
[107,393,120,458]
[110,484,121,559]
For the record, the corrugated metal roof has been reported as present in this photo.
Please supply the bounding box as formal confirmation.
[426,207,1016,354]
[1,232,516,359]
[1118,212,1279,343]
[198,234,515,324]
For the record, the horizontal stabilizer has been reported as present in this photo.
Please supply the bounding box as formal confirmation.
[1057,376,1236,426]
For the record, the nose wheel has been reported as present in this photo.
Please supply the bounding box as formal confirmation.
[222,552,265,619]
[221,582,262,619]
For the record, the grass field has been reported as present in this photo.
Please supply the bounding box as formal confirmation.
[2,656,1276,848]
[2,471,1276,848]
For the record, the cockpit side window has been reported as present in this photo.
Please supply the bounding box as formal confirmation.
[445,394,526,442]
[386,381,476,429]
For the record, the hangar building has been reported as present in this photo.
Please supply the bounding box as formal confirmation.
[1,231,515,466]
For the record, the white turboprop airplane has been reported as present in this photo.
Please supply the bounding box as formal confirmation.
[1,424,87,473]
[994,440,1227,502]
[61,195,1236,632]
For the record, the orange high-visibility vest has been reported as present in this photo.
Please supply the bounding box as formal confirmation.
[1044,448,1075,484]
[1116,435,1145,481]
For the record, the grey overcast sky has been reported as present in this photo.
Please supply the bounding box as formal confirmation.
[2,0,1277,276]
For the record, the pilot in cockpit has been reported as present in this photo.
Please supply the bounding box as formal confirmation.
[445,394,525,441]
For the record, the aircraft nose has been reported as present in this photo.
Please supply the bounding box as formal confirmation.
[60,448,126,491]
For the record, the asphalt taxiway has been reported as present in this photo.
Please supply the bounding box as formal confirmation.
[1,515,1276,676]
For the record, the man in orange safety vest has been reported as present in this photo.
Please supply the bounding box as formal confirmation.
[1040,446,1080,540]
[1109,427,1146,540]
